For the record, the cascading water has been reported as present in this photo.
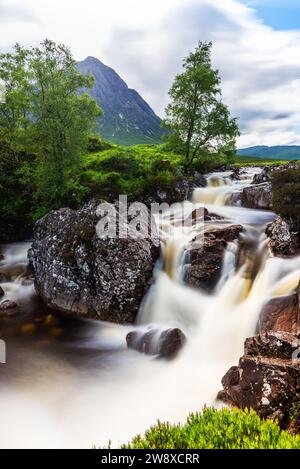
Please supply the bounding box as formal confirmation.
[0,167,299,449]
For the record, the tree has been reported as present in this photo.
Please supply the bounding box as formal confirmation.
[0,39,102,210]
[162,42,239,172]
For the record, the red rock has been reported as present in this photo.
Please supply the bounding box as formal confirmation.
[219,332,300,432]
[258,292,300,334]
[184,225,243,293]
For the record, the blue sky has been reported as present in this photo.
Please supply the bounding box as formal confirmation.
[1,0,300,147]
[243,0,300,30]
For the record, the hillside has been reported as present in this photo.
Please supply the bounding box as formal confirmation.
[237,145,300,160]
[77,56,165,145]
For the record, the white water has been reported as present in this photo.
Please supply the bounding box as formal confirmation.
[0,167,299,449]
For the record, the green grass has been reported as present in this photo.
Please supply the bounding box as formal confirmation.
[234,155,290,166]
[120,407,300,449]
[81,140,239,201]
[81,143,185,201]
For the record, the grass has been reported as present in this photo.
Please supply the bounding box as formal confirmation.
[81,143,185,201]
[119,407,300,449]
[234,155,291,166]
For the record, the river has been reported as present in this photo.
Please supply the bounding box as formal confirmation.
[0,167,299,448]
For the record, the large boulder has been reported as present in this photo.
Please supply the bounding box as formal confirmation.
[219,332,300,432]
[242,183,272,210]
[29,200,160,324]
[258,291,300,334]
[184,225,243,293]
[266,217,300,257]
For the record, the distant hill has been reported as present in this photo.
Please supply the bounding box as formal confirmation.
[237,146,300,160]
[77,56,165,146]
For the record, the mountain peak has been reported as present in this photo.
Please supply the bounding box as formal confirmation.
[77,57,164,145]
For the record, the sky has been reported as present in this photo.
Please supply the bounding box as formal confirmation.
[1,0,300,147]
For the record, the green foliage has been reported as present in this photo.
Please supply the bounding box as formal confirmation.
[162,42,239,172]
[234,156,289,166]
[0,134,33,241]
[87,135,113,152]
[121,407,300,449]
[0,39,101,214]
[82,144,183,201]
[271,167,300,228]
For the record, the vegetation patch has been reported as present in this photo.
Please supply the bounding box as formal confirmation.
[271,167,300,229]
[120,407,300,449]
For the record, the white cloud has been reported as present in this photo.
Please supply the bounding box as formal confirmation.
[1,0,300,146]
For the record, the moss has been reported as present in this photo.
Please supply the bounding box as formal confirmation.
[120,407,300,449]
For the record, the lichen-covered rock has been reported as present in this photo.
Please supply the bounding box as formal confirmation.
[126,327,186,359]
[184,225,243,293]
[29,200,160,324]
[266,217,299,257]
[251,163,299,185]
[252,167,275,185]
[242,183,273,210]
[219,332,300,432]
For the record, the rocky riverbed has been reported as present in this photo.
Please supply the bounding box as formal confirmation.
[0,164,299,448]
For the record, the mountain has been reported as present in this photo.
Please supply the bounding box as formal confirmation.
[237,146,300,160]
[77,56,164,146]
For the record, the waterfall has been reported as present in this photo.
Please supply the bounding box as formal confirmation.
[0,167,299,448]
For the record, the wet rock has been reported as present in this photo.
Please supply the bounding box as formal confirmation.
[252,163,299,185]
[266,217,300,257]
[228,192,242,207]
[184,225,243,293]
[193,172,207,187]
[0,286,4,298]
[204,209,224,221]
[126,327,186,359]
[258,292,300,334]
[30,200,160,324]
[242,183,272,210]
[245,331,300,359]
[252,167,275,184]
[229,168,246,181]
[219,331,300,432]
[0,300,18,310]
[0,300,20,318]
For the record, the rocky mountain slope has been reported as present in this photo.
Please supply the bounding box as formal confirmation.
[77,56,164,145]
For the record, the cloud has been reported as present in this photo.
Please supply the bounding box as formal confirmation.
[0,0,300,146]
[104,0,300,146]
[0,0,41,50]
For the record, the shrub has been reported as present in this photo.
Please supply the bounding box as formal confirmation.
[87,135,113,152]
[98,154,141,175]
[121,407,300,449]
[271,167,300,229]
